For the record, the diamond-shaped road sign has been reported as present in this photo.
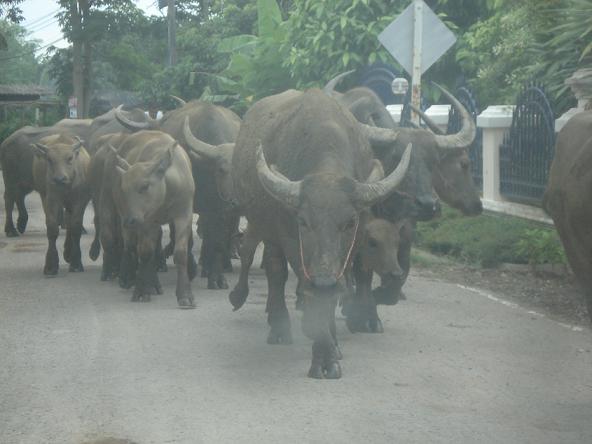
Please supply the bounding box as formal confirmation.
[378,0,456,76]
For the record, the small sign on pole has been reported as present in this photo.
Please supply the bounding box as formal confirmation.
[378,0,457,124]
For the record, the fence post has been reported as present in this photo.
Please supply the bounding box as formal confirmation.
[477,105,514,203]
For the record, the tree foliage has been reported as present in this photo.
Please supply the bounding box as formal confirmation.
[0,20,40,83]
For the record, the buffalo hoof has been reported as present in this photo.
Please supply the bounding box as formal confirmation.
[63,247,72,264]
[154,282,163,295]
[372,286,400,306]
[307,361,342,379]
[131,290,151,303]
[368,317,384,334]
[119,275,134,290]
[44,265,58,276]
[89,240,100,261]
[346,315,384,334]
[177,296,195,309]
[17,216,27,234]
[229,286,248,311]
[267,325,293,345]
[6,228,19,238]
[101,267,117,281]
[69,263,84,272]
[217,275,228,290]
[308,363,324,379]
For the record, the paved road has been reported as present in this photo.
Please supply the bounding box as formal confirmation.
[1,184,591,444]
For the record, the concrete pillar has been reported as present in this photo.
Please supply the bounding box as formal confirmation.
[424,104,451,133]
[476,105,514,202]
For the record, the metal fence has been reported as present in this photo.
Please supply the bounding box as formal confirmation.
[447,86,482,189]
[499,81,556,206]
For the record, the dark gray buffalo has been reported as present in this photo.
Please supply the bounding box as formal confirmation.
[0,119,92,237]
[230,88,411,379]
[115,100,241,289]
[544,110,592,321]
[325,73,481,332]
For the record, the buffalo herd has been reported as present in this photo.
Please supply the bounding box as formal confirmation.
[2,76,497,379]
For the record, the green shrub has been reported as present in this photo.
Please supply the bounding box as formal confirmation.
[415,206,564,267]
[516,228,567,266]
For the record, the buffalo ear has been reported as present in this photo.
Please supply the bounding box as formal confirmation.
[32,143,48,158]
[72,137,84,157]
[149,144,174,180]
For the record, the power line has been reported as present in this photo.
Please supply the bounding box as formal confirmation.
[0,37,65,62]
[27,18,60,34]
[23,8,60,28]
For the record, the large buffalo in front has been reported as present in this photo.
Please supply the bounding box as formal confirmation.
[231,89,411,379]
[544,110,592,321]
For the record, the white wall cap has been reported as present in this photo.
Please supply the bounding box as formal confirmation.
[425,104,451,125]
[477,105,515,128]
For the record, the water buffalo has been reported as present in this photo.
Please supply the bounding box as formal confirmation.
[1,119,92,237]
[325,73,481,331]
[32,134,91,275]
[230,88,411,379]
[115,100,241,290]
[100,130,196,307]
[543,110,592,321]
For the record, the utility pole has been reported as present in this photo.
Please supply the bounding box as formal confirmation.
[167,0,176,66]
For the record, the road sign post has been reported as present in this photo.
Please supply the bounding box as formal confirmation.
[411,0,423,125]
[378,0,456,125]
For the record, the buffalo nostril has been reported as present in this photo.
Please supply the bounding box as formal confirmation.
[53,176,68,185]
[125,217,138,227]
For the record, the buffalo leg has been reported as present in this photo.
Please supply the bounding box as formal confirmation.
[155,226,168,272]
[302,294,341,379]
[66,198,88,272]
[229,226,260,310]
[346,255,383,333]
[264,243,292,345]
[173,212,195,308]
[132,225,161,302]
[16,193,28,234]
[3,186,18,237]
[119,228,138,289]
[89,200,101,261]
[187,231,197,281]
[41,195,61,276]
[99,191,121,281]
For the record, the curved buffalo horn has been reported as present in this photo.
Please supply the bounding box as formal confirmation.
[354,143,412,206]
[170,95,187,107]
[108,143,131,171]
[322,70,355,95]
[359,123,400,146]
[114,105,159,132]
[431,83,476,150]
[182,116,220,161]
[409,104,445,135]
[256,145,301,209]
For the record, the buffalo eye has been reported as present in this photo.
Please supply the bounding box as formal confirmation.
[460,159,470,170]
[367,237,378,248]
[138,183,150,194]
[67,156,74,165]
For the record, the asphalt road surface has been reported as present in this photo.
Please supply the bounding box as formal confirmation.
[1,182,591,444]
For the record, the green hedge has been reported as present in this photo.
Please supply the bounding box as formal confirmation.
[415,206,566,267]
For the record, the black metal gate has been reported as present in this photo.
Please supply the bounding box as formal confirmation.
[447,86,482,189]
[499,81,555,205]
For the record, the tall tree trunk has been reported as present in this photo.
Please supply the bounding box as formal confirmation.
[70,0,90,118]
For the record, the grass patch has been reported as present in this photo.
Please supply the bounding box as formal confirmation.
[415,205,566,268]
